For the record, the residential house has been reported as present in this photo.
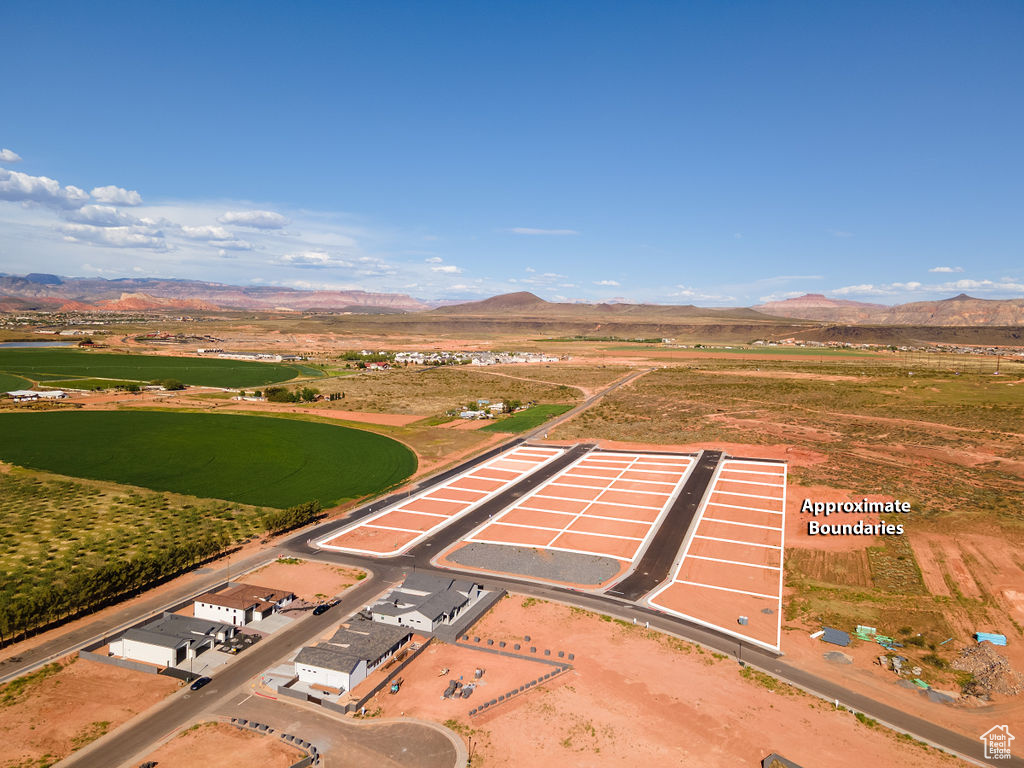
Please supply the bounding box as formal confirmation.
[109,613,237,667]
[371,574,485,632]
[294,616,412,692]
[193,583,295,626]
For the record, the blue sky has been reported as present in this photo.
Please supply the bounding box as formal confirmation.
[1,1,1022,305]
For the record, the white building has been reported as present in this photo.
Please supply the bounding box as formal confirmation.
[109,613,236,667]
[5,389,68,402]
[371,574,485,633]
[294,616,412,692]
[193,583,295,627]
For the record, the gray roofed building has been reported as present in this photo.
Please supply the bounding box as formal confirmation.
[294,615,413,693]
[294,644,361,674]
[110,612,236,668]
[123,613,236,648]
[370,574,485,633]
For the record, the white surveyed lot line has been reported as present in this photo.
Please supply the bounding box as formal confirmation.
[675,580,780,601]
[687,554,780,570]
[315,444,564,556]
[702,516,781,530]
[692,534,782,550]
[464,451,694,562]
[716,476,786,487]
[646,457,787,652]
[711,489,783,501]
[708,501,784,515]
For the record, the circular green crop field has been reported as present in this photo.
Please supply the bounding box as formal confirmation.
[0,411,416,508]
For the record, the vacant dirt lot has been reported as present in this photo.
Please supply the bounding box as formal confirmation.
[0,654,179,768]
[143,721,303,767]
[364,596,955,768]
[245,558,365,602]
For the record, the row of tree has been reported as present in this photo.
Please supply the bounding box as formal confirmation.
[0,500,324,647]
[264,386,320,403]
[262,500,322,535]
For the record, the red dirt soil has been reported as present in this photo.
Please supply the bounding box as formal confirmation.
[244,559,365,602]
[0,655,179,768]
[142,722,303,767]
[374,596,957,768]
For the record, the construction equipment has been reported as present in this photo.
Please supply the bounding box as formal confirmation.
[461,683,476,699]
[439,667,449,677]
[389,677,404,694]
[474,667,485,679]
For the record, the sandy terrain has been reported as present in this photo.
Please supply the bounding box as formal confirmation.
[142,721,303,767]
[362,640,552,715]
[221,401,422,426]
[781,627,1024,742]
[366,597,956,768]
[785,484,907,552]
[555,438,830,470]
[697,368,863,382]
[244,559,365,602]
[0,654,179,767]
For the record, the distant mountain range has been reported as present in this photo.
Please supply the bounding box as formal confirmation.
[754,293,1024,326]
[0,276,1021,327]
[0,274,428,313]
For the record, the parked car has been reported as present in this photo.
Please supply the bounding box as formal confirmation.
[312,603,330,615]
[190,676,212,691]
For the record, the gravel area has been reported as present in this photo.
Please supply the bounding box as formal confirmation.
[448,542,621,585]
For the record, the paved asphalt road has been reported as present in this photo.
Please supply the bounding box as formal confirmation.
[0,549,277,686]
[60,572,400,768]
[18,367,1016,767]
[404,442,595,560]
[610,449,722,600]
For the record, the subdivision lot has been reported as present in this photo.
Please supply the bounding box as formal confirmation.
[460,451,693,564]
[647,458,786,650]
[317,445,565,555]
[0,654,179,768]
[140,722,303,768]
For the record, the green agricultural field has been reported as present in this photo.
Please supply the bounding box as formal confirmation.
[0,348,303,388]
[481,404,573,433]
[0,470,271,639]
[0,372,32,391]
[0,411,416,508]
[44,378,147,390]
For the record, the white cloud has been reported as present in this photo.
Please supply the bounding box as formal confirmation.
[276,251,395,276]
[431,264,462,273]
[279,251,343,267]
[831,278,1024,297]
[180,225,235,241]
[215,239,255,251]
[0,148,21,163]
[218,210,289,229]
[59,223,167,250]
[758,290,806,303]
[929,266,963,273]
[670,284,736,302]
[424,256,443,263]
[63,205,139,228]
[90,185,143,206]
[0,168,89,209]
[508,227,579,236]
[594,279,620,286]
